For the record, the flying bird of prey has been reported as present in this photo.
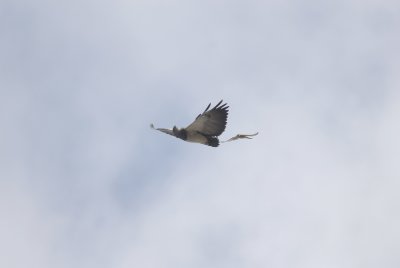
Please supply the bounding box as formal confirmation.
[151,100,258,147]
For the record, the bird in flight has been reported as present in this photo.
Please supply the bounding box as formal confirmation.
[151,100,258,147]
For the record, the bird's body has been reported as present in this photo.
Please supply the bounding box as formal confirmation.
[186,131,214,145]
[151,100,257,147]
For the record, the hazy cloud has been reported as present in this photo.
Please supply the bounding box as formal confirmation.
[1,0,399,267]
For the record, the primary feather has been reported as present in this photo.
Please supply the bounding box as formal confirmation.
[185,100,229,136]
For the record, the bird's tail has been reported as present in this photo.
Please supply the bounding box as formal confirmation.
[207,137,219,147]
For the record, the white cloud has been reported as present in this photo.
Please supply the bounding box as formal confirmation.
[1,0,399,267]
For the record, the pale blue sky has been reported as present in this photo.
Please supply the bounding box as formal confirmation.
[1,1,400,267]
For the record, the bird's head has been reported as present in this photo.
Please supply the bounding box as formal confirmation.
[172,126,179,135]
[172,126,187,140]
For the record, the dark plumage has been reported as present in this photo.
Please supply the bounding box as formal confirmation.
[151,100,257,147]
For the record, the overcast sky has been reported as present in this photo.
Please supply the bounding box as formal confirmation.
[1,0,400,267]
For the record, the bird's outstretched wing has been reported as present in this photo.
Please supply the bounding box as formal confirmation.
[150,124,174,136]
[221,132,259,143]
[185,100,229,136]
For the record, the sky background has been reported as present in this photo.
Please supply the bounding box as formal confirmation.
[1,0,400,267]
